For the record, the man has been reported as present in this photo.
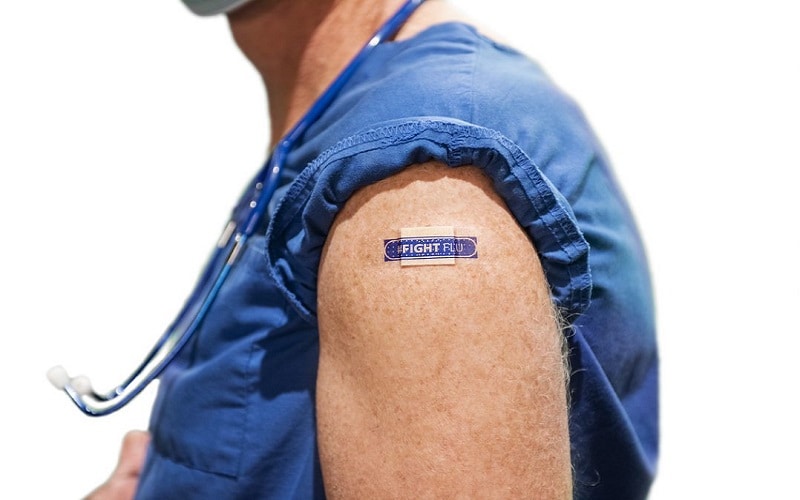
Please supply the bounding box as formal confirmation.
[90,0,658,498]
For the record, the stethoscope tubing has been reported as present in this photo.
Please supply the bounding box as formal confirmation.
[51,0,427,416]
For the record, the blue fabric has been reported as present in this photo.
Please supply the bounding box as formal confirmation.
[138,22,658,499]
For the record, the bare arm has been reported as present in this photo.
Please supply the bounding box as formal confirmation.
[317,163,571,498]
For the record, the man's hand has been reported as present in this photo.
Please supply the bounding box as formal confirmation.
[85,431,150,500]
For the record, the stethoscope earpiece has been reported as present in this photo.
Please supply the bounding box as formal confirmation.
[47,366,93,396]
[46,365,70,390]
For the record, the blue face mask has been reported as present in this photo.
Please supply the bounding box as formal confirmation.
[181,0,254,16]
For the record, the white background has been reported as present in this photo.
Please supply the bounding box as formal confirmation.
[1,1,797,498]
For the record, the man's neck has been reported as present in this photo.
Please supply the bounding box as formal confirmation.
[227,0,412,145]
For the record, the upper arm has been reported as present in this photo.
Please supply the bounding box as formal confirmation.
[316,162,571,498]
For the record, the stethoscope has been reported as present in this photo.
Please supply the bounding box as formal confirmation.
[47,0,427,417]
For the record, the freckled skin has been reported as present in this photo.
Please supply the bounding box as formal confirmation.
[317,163,572,498]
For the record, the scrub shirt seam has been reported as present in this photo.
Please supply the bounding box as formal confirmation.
[266,119,591,319]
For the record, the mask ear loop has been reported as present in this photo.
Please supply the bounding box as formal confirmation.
[48,0,428,417]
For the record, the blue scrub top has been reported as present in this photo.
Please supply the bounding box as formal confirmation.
[137,22,658,500]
